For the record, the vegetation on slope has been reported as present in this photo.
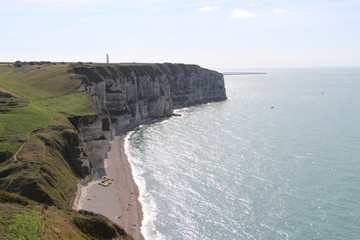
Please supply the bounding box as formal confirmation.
[0,191,131,240]
[0,114,89,208]
[0,62,131,239]
[0,63,91,158]
[0,64,92,207]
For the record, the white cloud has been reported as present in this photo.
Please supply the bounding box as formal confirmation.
[231,8,256,19]
[272,8,285,14]
[198,6,219,12]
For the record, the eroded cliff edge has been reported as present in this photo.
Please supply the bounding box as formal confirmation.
[70,63,227,173]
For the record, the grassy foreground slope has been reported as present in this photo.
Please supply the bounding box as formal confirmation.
[0,63,132,239]
[0,191,131,240]
[0,63,92,206]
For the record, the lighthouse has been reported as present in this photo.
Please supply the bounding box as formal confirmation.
[106,54,109,64]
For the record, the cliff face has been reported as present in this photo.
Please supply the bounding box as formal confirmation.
[161,64,227,107]
[70,63,226,172]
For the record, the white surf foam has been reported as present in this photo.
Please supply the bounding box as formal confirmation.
[125,132,163,240]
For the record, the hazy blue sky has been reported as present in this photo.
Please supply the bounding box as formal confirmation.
[1,0,360,70]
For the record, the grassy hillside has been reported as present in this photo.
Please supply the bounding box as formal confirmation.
[0,63,92,156]
[0,114,90,208]
[0,63,93,204]
[0,62,132,239]
[0,191,131,240]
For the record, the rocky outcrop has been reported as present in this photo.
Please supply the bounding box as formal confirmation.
[70,63,226,174]
[69,115,112,170]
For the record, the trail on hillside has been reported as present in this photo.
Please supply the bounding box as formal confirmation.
[13,135,29,162]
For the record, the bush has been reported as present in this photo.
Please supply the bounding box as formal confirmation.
[14,61,23,68]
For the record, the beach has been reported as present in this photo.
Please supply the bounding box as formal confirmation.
[74,135,144,240]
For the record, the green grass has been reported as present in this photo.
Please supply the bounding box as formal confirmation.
[0,136,24,154]
[0,105,50,135]
[8,210,42,240]
[42,91,92,117]
[0,201,41,240]
[0,64,93,207]
[0,64,82,98]
[0,192,132,240]
[0,64,92,155]
[0,114,89,208]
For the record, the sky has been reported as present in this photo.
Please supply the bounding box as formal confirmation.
[1,0,360,70]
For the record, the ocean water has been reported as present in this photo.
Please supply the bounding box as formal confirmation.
[125,67,360,240]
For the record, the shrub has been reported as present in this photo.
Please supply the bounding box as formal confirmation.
[14,62,23,68]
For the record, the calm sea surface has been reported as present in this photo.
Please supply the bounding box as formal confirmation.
[126,68,360,240]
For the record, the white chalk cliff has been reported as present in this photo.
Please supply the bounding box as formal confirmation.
[69,63,227,174]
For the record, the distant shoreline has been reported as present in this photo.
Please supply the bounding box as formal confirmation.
[223,72,266,75]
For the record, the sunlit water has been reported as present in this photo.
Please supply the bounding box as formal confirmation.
[125,67,360,240]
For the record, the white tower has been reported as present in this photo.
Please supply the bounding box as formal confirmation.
[106,54,109,64]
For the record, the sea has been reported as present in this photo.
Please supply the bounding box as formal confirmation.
[125,67,360,240]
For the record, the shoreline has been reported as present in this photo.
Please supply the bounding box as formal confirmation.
[73,135,144,240]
